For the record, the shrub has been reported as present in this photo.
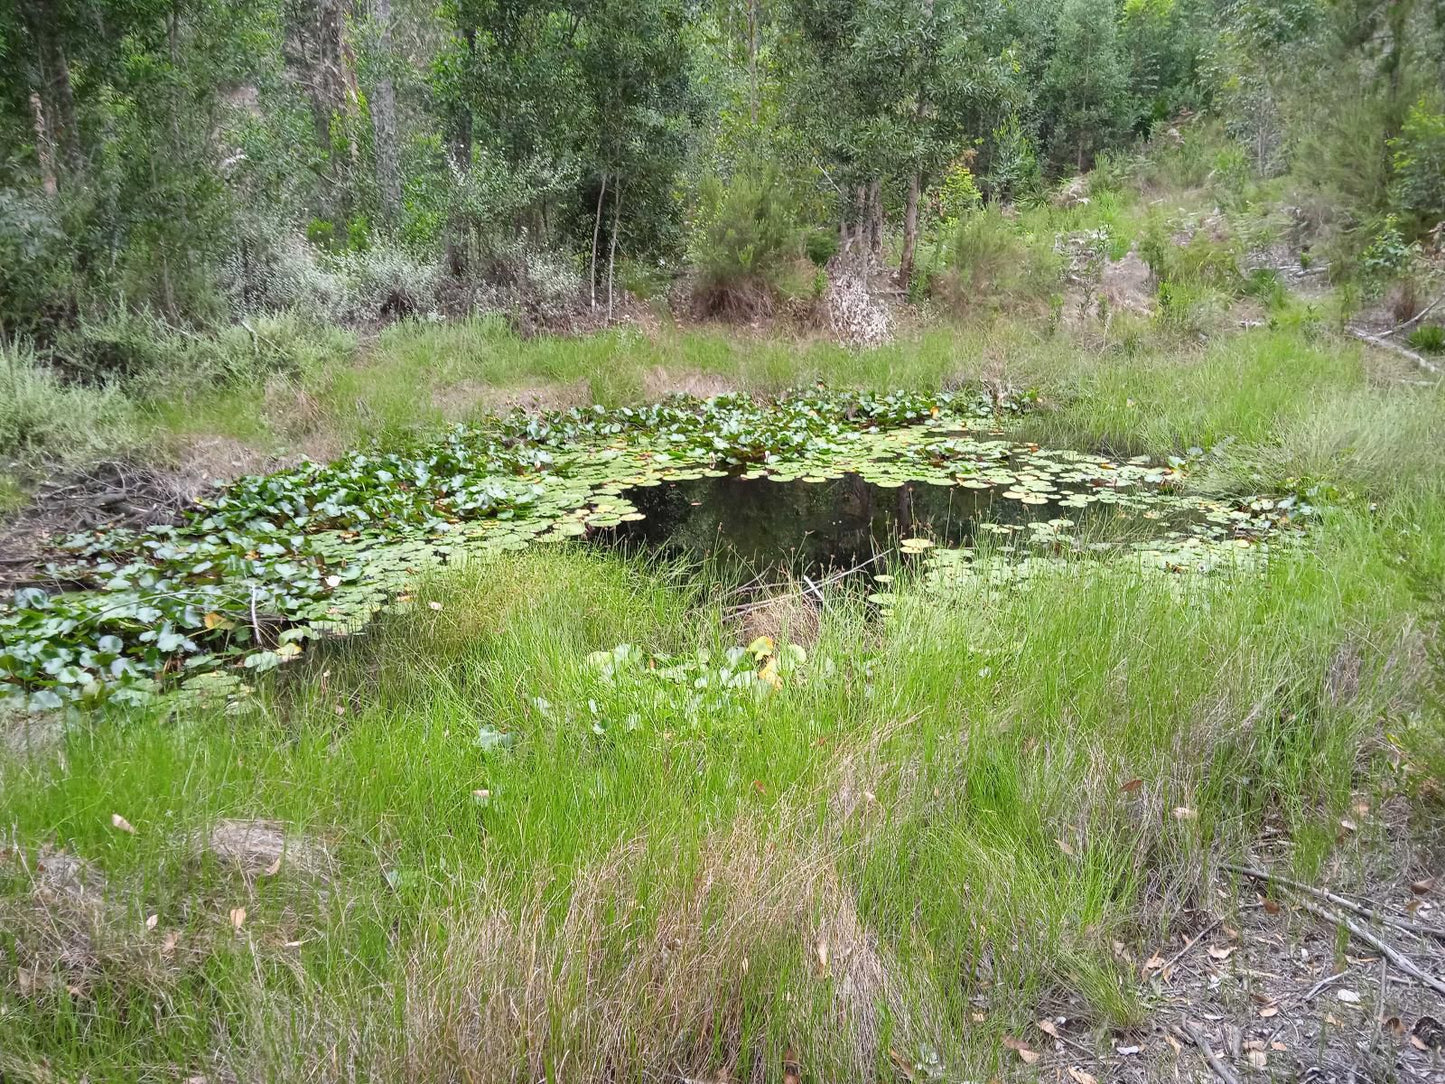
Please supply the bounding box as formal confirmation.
[686,165,803,319]
[47,312,354,402]
[0,342,142,462]
[219,232,445,323]
[929,209,1060,315]
[52,313,172,384]
[1139,215,1241,292]
[982,113,1042,203]
[1359,214,1416,282]
[1156,280,1229,337]
[803,228,839,267]
[1242,267,1286,309]
[1390,95,1445,228]
[0,188,75,339]
[1408,324,1445,354]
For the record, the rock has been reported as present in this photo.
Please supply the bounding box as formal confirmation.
[202,819,329,879]
[1054,176,1091,209]
[1100,248,1155,317]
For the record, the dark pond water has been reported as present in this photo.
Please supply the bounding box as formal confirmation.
[604,474,1053,574]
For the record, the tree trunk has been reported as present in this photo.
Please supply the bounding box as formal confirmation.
[29,93,58,197]
[444,25,476,276]
[283,0,359,222]
[370,0,403,225]
[590,172,608,309]
[747,0,758,124]
[898,171,920,287]
[867,179,883,262]
[48,45,81,174]
[606,181,623,324]
[21,0,81,180]
[845,184,867,252]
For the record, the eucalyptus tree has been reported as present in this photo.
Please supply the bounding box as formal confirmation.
[781,0,1008,283]
[1040,0,1131,171]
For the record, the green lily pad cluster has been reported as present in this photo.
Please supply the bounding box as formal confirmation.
[580,636,815,736]
[0,386,1307,713]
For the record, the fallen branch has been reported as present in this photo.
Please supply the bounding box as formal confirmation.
[1173,1022,1241,1084]
[1227,863,1445,943]
[1391,293,1444,333]
[1347,326,1441,376]
[725,553,885,617]
[1297,969,1348,1004]
[1289,895,1445,999]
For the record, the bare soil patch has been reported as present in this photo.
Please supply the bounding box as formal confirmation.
[432,377,596,421]
[641,365,737,401]
[0,460,202,591]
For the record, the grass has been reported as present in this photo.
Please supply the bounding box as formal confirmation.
[4,308,1445,1079]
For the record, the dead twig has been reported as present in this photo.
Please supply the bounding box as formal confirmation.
[1391,293,1444,333]
[726,552,885,618]
[1298,969,1349,1004]
[1159,917,1222,977]
[1173,1022,1242,1084]
[1227,863,1445,943]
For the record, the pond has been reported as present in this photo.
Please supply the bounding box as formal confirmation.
[0,388,1308,713]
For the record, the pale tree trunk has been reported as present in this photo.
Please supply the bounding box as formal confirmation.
[444,25,475,275]
[284,0,360,222]
[29,93,58,196]
[590,172,608,309]
[843,183,867,252]
[606,181,623,324]
[867,178,883,262]
[898,171,920,287]
[48,47,81,175]
[22,0,81,181]
[747,0,758,123]
[370,0,402,225]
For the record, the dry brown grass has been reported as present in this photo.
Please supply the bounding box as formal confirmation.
[216,803,937,1084]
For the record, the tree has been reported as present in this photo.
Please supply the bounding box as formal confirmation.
[781,0,1006,280]
[1042,0,1131,171]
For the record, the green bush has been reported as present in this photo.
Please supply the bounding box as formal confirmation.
[1139,215,1241,292]
[0,343,142,463]
[929,209,1060,315]
[686,165,804,319]
[1359,214,1417,282]
[1390,95,1445,228]
[49,312,353,398]
[1242,267,1286,309]
[1408,324,1445,354]
[0,189,76,339]
[803,228,839,267]
[1156,280,1229,337]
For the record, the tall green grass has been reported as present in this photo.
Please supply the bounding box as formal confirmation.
[1,493,1431,1081]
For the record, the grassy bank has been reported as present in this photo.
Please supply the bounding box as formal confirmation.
[3,311,1444,1080]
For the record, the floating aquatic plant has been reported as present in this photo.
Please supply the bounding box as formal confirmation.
[0,387,1311,712]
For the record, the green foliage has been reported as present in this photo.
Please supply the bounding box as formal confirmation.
[1407,324,1445,354]
[0,189,74,337]
[1390,95,1445,227]
[982,113,1042,203]
[935,161,983,230]
[1139,215,1240,292]
[1359,215,1416,283]
[0,343,141,463]
[1155,280,1228,336]
[1242,267,1286,309]
[1042,0,1132,171]
[932,209,1060,313]
[687,165,803,317]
